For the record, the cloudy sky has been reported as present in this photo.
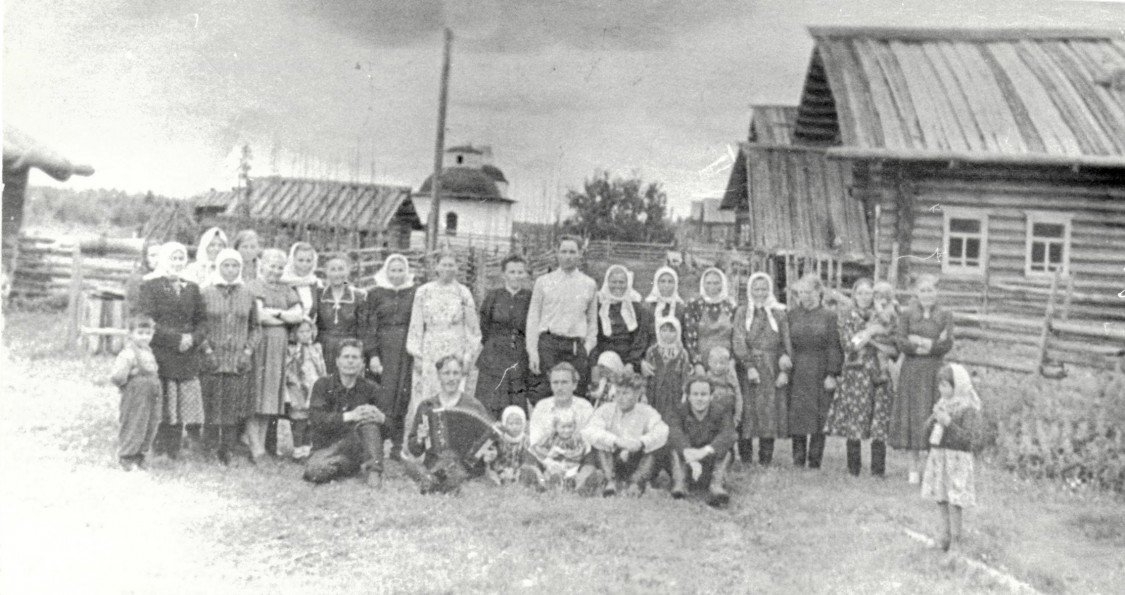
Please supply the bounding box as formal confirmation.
[5,0,1123,220]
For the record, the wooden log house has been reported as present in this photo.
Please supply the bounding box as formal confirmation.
[786,27,1125,329]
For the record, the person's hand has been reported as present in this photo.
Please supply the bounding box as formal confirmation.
[549,445,565,458]
[616,436,642,453]
[640,359,656,377]
[236,350,253,373]
[907,334,925,346]
[746,367,761,384]
[779,354,793,372]
[935,410,952,426]
[416,417,430,441]
[529,352,541,375]
[775,372,789,388]
[368,356,383,376]
[824,376,837,391]
[178,334,193,352]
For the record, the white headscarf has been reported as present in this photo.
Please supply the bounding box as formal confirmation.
[500,405,528,444]
[374,253,414,290]
[598,264,642,336]
[195,227,227,266]
[745,272,785,333]
[654,316,684,360]
[645,266,684,319]
[698,267,734,305]
[143,242,189,281]
[946,363,982,412]
[281,242,320,286]
[210,248,244,287]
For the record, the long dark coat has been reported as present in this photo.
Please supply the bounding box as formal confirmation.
[786,305,842,436]
[137,277,205,380]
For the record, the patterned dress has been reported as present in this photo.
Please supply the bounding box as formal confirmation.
[825,304,895,441]
[406,281,482,422]
[683,299,736,367]
[248,279,300,416]
[732,306,792,439]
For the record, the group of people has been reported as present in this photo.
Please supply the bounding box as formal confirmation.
[110,232,981,546]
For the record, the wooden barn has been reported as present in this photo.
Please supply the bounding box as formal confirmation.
[786,27,1125,328]
[192,176,424,251]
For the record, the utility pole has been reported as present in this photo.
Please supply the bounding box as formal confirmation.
[427,28,453,252]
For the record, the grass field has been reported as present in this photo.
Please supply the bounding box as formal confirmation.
[1,312,1122,594]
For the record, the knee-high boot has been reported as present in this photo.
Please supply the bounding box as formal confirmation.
[738,439,754,464]
[670,451,688,499]
[808,433,826,469]
[758,438,774,466]
[597,450,618,495]
[846,439,862,476]
[791,435,808,467]
[871,440,887,477]
[707,452,732,507]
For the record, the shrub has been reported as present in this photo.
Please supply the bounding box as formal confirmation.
[985,369,1125,493]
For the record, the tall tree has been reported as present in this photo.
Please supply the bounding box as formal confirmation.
[563,171,674,243]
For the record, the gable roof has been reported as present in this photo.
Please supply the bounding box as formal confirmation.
[749,105,799,145]
[226,176,423,230]
[722,144,870,259]
[795,27,1125,166]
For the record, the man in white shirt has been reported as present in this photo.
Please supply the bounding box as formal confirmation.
[525,236,598,403]
[528,362,596,446]
[582,370,669,497]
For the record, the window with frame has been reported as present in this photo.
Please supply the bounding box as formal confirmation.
[445,211,458,236]
[942,210,987,274]
[1025,213,1070,276]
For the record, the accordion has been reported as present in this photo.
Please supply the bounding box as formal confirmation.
[421,407,499,466]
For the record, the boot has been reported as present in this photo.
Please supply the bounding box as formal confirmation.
[846,440,862,476]
[871,440,887,478]
[597,450,618,496]
[360,461,383,489]
[758,438,774,466]
[628,452,656,492]
[670,451,688,499]
[791,435,808,467]
[707,452,733,508]
[356,422,384,476]
[165,424,183,460]
[402,459,439,494]
[738,439,754,464]
[808,433,826,469]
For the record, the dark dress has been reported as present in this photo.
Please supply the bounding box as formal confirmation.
[890,303,954,450]
[589,300,653,371]
[732,306,793,439]
[475,287,532,416]
[787,305,842,435]
[315,284,366,375]
[643,345,692,421]
[363,285,417,431]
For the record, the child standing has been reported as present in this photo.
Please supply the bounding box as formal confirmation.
[285,318,327,460]
[705,346,744,424]
[109,316,162,471]
[641,318,692,420]
[532,409,590,488]
[921,363,982,552]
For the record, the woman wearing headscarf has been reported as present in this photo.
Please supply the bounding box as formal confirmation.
[198,249,260,465]
[825,278,896,477]
[246,248,304,461]
[732,272,793,465]
[183,227,228,288]
[588,264,653,373]
[281,241,321,318]
[316,255,366,376]
[645,266,686,323]
[786,274,842,469]
[892,274,954,484]
[362,253,417,458]
[683,268,737,371]
[232,229,262,283]
[406,252,482,439]
[137,242,207,459]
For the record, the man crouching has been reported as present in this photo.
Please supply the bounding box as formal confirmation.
[666,375,736,507]
[303,339,385,487]
[582,368,669,497]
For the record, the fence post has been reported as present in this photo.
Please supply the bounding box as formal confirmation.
[66,244,83,351]
[1061,273,1075,321]
[1036,270,1061,371]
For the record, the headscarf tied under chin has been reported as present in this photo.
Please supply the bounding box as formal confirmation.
[281,242,320,286]
[645,266,684,318]
[944,363,982,413]
[598,265,642,337]
[745,272,784,333]
[194,227,228,269]
[500,406,527,443]
[698,267,734,305]
[374,253,414,289]
[654,315,684,360]
[210,248,244,287]
[144,242,189,281]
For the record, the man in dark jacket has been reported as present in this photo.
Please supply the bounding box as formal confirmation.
[303,339,385,487]
[667,375,737,507]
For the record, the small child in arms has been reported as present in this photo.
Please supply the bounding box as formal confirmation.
[532,410,589,489]
[705,346,743,423]
[109,315,162,471]
[921,363,983,552]
[869,281,901,385]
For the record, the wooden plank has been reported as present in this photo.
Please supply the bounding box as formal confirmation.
[889,40,955,151]
[946,41,1026,153]
[922,42,985,152]
[976,43,1047,153]
[853,39,905,148]
[1016,40,1107,155]
[815,42,865,146]
[988,42,1081,156]
[1037,271,1061,367]
[1036,41,1122,154]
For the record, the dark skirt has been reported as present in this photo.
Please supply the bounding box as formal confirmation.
[788,348,834,435]
[890,354,942,450]
[374,325,413,420]
[201,372,252,426]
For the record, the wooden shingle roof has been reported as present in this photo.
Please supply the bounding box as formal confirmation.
[231,176,423,230]
[749,105,798,145]
[795,27,1125,166]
